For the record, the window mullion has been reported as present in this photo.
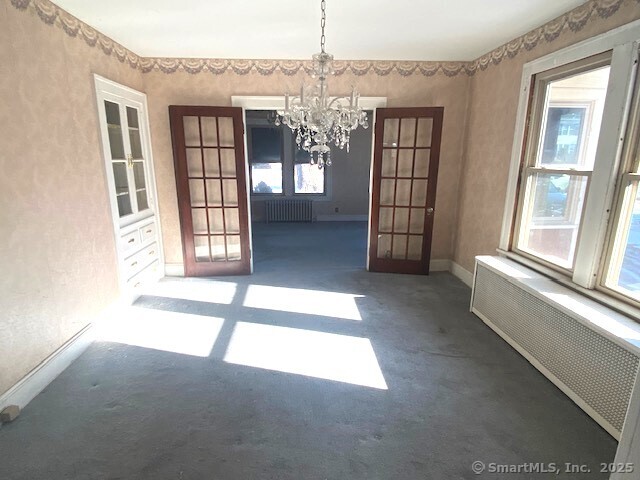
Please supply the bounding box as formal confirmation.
[573,42,638,288]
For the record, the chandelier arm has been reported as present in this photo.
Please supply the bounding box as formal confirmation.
[327,96,353,108]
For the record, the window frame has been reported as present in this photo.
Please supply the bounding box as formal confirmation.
[511,53,611,273]
[500,19,640,314]
[247,125,285,196]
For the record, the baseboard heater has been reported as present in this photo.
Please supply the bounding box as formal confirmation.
[471,255,640,439]
[265,199,312,223]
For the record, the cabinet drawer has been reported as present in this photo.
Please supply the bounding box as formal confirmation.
[127,259,160,290]
[120,230,140,253]
[139,222,156,242]
[124,242,158,279]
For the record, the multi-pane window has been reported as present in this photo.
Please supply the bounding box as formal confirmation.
[248,127,283,194]
[506,25,640,311]
[248,122,326,196]
[515,56,611,270]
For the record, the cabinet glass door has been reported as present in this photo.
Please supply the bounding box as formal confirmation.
[126,106,151,213]
[105,100,133,217]
[103,100,152,221]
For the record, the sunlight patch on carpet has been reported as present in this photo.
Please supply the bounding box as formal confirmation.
[224,322,387,389]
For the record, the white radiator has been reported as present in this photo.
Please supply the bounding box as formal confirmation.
[471,256,640,439]
[265,199,313,223]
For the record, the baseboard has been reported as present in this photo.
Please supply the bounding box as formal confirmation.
[316,214,368,222]
[0,323,95,417]
[429,259,451,272]
[451,261,474,287]
[165,263,185,277]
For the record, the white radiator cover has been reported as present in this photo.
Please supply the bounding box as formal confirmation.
[471,256,640,439]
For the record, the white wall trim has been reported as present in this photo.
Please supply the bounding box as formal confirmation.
[451,261,474,287]
[165,263,185,277]
[0,324,96,418]
[316,214,368,222]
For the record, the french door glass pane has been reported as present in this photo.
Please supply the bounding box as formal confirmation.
[218,117,235,147]
[416,118,433,147]
[537,66,610,170]
[211,236,226,261]
[294,163,325,194]
[194,236,210,262]
[407,236,423,260]
[381,149,397,176]
[183,117,201,147]
[187,148,203,177]
[192,209,208,234]
[604,182,640,299]
[251,163,283,194]
[518,172,588,268]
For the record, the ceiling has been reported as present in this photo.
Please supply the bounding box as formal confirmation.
[52,0,588,61]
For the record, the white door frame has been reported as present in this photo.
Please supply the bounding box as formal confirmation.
[231,96,387,273]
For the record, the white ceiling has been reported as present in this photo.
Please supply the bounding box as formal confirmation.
[52,0,588,61]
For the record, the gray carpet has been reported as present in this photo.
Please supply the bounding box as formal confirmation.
[0,222,616,479]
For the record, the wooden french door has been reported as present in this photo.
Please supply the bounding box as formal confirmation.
[369,107,444,274]
[169,106,251,276]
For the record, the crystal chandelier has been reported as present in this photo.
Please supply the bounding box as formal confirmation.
[276,0,368,169]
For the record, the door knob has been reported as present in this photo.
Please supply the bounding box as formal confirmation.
[427,207,434,215]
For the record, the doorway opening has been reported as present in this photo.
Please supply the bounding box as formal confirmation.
[245,109,373,273]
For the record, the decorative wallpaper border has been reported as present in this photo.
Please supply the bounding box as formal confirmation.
[9,0,639,77]
[469,0,636,72]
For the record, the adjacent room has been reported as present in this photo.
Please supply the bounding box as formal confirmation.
[245,109,372,272]
[1,0,640,478]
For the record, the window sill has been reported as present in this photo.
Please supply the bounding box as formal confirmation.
[497,249,640,324]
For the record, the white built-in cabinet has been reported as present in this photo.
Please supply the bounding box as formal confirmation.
[94,75,163,294]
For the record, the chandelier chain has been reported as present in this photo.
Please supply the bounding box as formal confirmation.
[320,0,326,53]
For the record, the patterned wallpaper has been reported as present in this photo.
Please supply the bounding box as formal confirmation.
[9,0,640,77]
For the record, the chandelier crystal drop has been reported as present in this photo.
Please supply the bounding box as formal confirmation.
[276,0,368,169]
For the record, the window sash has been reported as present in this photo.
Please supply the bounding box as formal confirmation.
[601,178,640,302]
[513,55,611,272]
[514,169,591,271]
